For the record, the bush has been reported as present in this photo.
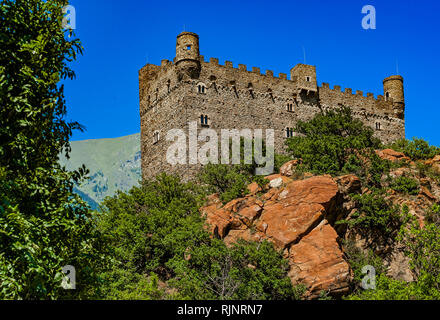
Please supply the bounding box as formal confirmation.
[389,138,440,160]
[99,174,208,281]
[345,274,419,300]
[389,176,419,195]
[169,239,304,300]
[336,189,402,238]
[286,107,382,176]
[425,204,440,226]
[415,162,440,184]
[403,223,440,297]
[342,239,386,291]
[347,220,440,300]
[198,164,251,203]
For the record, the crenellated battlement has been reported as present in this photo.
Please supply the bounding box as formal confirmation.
[320,82,383,101]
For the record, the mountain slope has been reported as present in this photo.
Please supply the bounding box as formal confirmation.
[60,133,141,209]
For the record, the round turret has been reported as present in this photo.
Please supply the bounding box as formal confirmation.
[383,75,405,119]
[175,32,201,80]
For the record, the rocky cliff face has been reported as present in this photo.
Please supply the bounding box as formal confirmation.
[200,152,440,299]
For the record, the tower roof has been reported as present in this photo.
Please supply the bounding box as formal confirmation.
[177,31,199,38]
[383,75,403,83]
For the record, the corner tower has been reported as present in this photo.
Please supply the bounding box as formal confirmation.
[383,75,405,120]
[175,31,201,81]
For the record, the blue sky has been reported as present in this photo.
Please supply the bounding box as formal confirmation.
[65,0,440,146]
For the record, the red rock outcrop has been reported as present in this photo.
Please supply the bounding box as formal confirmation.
[279,159,301,177]
[375,149,410,163]
[288,222,351,298]
[200,170,353,299]
[258,175,339,249]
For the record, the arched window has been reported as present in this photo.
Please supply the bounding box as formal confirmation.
[385,92,390,101]
[287,103,294,112]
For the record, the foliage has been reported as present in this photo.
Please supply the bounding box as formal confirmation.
[286,107,382,176]
[342,239,386,293]
[198,164,251,203]
[388,138,440,161]
[345,274,418,300]
[415,162,440,184]
[0,0,107,299]
[403,222,440,297]
[347,223,440,300]
[425,204,440,226]
[347,205,440,300]
[336,189,402,239]
[169,239,304,300]
[99,174,208,281]
[100,270,166,300]
[389,176,420,195]
[99,174,299,300]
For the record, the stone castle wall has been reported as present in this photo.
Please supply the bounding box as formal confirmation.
[139,33,405,181]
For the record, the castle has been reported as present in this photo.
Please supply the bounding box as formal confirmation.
[139,32,405,181]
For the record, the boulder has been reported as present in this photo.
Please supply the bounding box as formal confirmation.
[335,174,361,194]
[269,177,283,188]
[200,204,231,238]
[279,159,301,177]
[264,174,292,186]
[375,149,410,162]
[223,229,265,247]
[247,182,261,195]
[425,155,440,174]
[288,223,351,298]
[259,176,339,249]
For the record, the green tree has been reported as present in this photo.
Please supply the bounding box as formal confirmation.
[198,137,272,203]
[286,107,382,176]
[0,0,107,299]
[336,189,403,240]
[169,239,304,300]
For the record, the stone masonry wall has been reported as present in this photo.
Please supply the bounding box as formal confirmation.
[139,50,405,182]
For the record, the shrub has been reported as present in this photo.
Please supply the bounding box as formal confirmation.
[198,164,251,203]
[286,107,382,176]
[168,239,304,300]
[389,176,420,195]
[342,239,386,290]
[345,274,418,300]
[336,189,402,238]
[403,223,440,297]
[415,162,440,184]
[425,204,440,226]
[348,220,440,300]
[388,138,440,160]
